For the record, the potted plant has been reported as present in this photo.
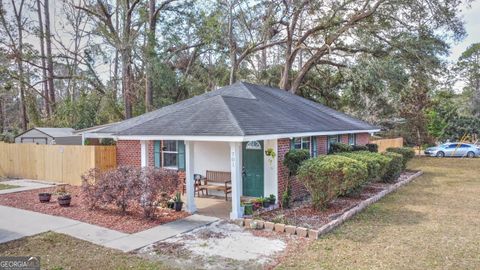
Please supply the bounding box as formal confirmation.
[57,193,71,207]
[243,202,253,216]
[252,198,262,211]
[268,194,276,205]
[261,197,270,208]
[173,192,183,212]
[38,192,52,203]
[167,199,175,209]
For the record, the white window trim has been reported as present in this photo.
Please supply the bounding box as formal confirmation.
[162,141,179,169]
[293,136,312,153]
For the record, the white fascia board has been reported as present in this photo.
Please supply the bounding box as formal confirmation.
[83,132,116,139]
[115,129,380,142]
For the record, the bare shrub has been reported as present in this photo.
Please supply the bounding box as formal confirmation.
[81,166,179,219]
[138,167,179,219]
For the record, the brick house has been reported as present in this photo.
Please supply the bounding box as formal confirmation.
[87,82,379,219]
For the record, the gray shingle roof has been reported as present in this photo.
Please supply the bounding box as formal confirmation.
[36,128,75,137]
[97,82,378,137]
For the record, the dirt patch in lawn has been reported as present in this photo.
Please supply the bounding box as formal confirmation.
[139,221,309,270]
[0,232,171,270]
[0,186,189,233]
[258,171,419,229]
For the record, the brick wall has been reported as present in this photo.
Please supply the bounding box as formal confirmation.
[277,138,309,202]
[341,134,349,144]
[117,139,184,192]
[317,136,328,155]
[116,140,141,167]
[356,133,370,145]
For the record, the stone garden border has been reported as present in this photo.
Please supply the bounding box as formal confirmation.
[239,170,424,239]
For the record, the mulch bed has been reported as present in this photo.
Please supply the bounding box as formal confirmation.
[0,186,189,233]
[257,171,419,229]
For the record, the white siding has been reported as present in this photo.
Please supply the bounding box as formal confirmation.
[193,141,231,176]
[15,130,52,144]
[263,139,278,198]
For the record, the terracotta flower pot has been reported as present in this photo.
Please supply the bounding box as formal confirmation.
[38,192,52,203]
[58,194,71,207]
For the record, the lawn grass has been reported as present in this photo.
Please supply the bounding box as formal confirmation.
[277,157,480,270]
[0,183,19,190]
[0,232,175,270]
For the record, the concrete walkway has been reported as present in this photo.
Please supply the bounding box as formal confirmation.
[0,179,55,195]
[0,205,219,252]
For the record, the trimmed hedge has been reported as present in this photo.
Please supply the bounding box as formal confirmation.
[366,143,379,153]
[329,143,353,153]
[352,145,368,151]
[386,147,415,170]
[283,149,310,175]
[336,151,390,182]
[297,155,368,209]
[382,152,403,183]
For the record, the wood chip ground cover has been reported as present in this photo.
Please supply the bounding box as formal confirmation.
[0,186,189,233]
[258,171,418,229]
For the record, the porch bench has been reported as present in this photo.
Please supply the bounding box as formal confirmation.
[199,170,232,201]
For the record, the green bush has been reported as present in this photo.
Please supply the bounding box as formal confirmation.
[366,143,379,153]
[283,149,310,175]
[336,151,390,182]
[352,145,369,151]
[382,152,403,183]
[386,147,415,169]
[329,142,353,153]
[297,155,368,209]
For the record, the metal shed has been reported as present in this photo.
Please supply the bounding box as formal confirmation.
[14,128,82,145]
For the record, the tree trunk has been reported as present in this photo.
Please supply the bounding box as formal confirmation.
[44,0,55,112]
[0,96,4,133]
[14,2,28,130]
[36,0,50,116]
[145,0,156,112]
[121,49,133,119]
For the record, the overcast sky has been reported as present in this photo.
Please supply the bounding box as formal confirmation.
[449,1,480,61]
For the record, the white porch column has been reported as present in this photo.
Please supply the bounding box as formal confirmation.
[229,142,243,219]
[140,140,149,167]
[185,141,197,213]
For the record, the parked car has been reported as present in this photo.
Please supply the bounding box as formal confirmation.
[425,143,480,158]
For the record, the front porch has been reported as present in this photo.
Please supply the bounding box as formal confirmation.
[141,139,279,219]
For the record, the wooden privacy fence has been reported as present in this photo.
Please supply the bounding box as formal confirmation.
[370,137,404,153]
[0,143,116,185]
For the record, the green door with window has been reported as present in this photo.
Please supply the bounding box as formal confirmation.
[242,141,264,197]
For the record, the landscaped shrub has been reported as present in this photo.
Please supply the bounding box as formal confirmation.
[336,151,390,182]
[100,166,142,213]
[282,149,310,208]
[297,155,368,209]
[366,143,379,153]
[283,149,310,175]
[329,142,353,153]
[138,167,179,219]
[382,152,403,183]
[80,168,102,209]
[81,166,180,218]
[386,147,415,169]
[352,145,369,151]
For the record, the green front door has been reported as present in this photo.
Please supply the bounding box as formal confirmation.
[242,141,264,197]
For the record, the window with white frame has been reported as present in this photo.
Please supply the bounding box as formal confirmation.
[293,137,311,150]
[162,140,178,168]
[348,134,356,145]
